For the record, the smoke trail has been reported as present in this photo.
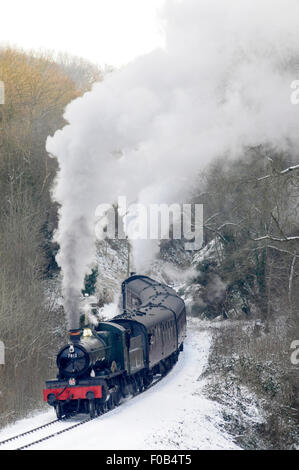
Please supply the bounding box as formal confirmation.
[47,0,299,328]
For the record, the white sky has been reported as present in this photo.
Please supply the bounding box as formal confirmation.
[0,0,167,67]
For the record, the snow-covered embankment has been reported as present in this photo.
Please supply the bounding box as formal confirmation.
[0,318,239,450]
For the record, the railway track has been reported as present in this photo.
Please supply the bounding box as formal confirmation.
[16,416,92,450]
[0,418,63,448]
[0,374,164,450]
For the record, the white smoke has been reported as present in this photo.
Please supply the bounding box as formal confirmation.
[47,0,299,328]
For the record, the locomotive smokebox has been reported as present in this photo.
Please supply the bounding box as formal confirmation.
[69,328,81,343]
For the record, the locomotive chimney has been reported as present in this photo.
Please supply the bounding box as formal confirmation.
[69,328,81,344]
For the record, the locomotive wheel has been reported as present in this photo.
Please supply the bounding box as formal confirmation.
[55,402,63,420]
[95,401,102,416]
[99,402,106,414]
[89,399,96,419]
[107,394,114,410]
[136,375,144,393]
[113,385,121,406]
[143,373,153,389]
[119,378,126,398]
[131,377,138,396]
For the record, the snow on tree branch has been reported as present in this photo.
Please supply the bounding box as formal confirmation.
[253,235,299,242]
[258,164,299,181]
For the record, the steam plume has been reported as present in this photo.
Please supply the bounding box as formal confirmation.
[47,0,299,328]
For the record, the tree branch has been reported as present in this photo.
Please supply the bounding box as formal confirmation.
[258,164,299,181]
[253,235,299,243]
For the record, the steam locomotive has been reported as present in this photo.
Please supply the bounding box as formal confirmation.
[43,274,187,419]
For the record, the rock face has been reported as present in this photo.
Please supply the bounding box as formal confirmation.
[170,238,227,319]
[93,236,227,320]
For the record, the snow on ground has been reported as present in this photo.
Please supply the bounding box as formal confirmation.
[0,319,240,450]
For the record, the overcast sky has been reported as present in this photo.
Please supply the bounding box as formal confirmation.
[0,0,166,67]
